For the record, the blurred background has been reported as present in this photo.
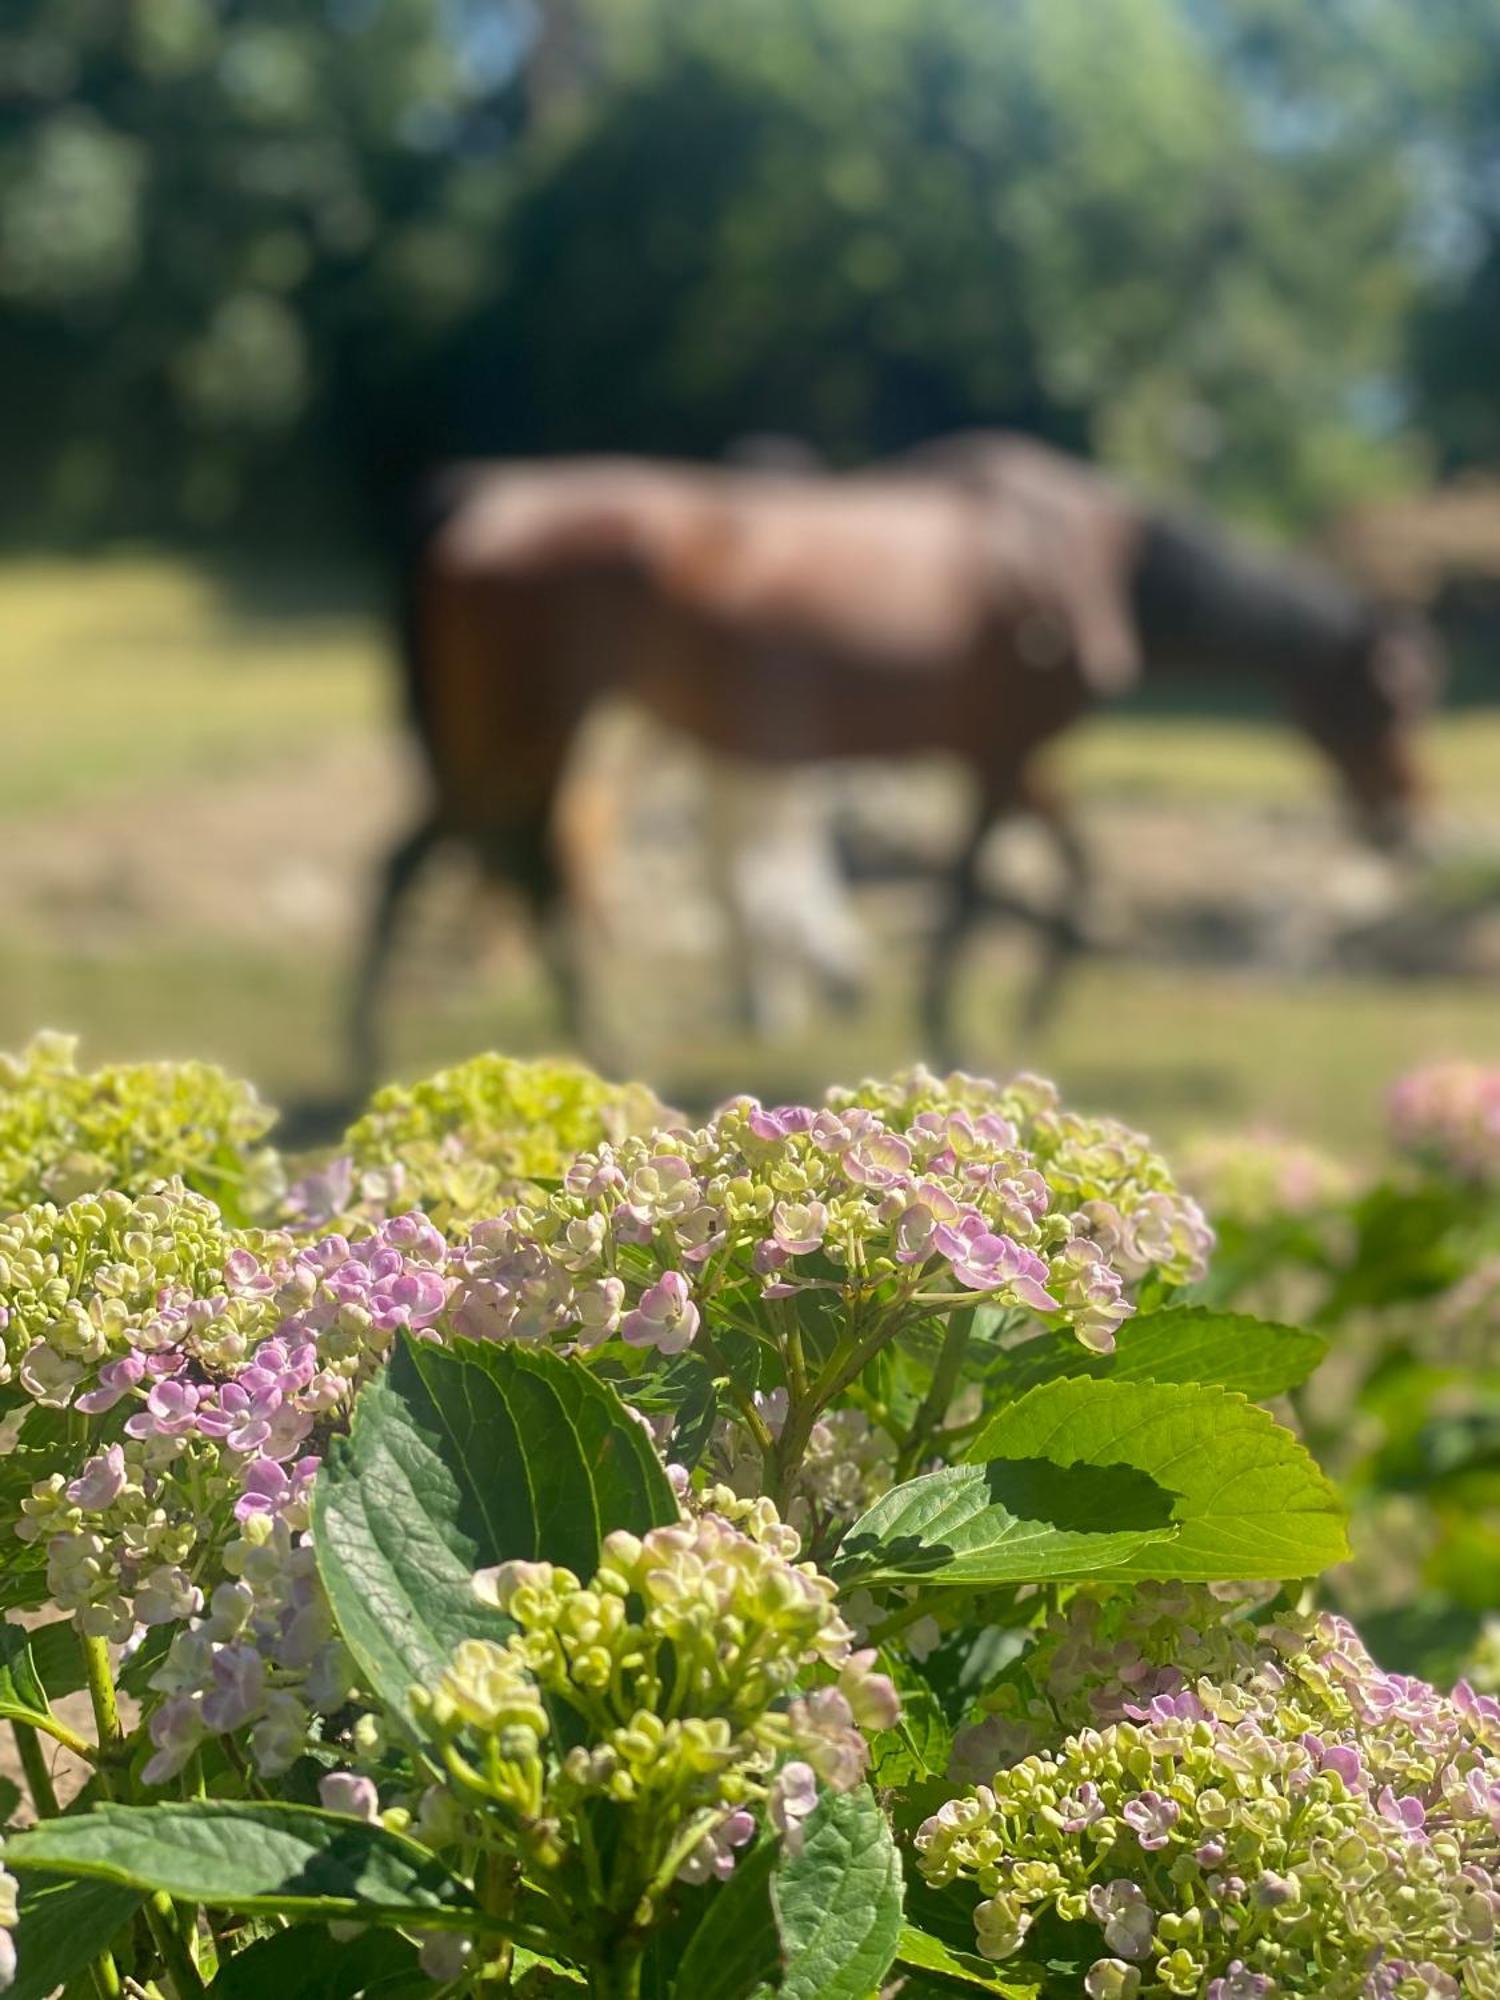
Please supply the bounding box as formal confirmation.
[5,0,1500,1149]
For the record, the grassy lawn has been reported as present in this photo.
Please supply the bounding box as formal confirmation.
[1,553,385,817]
[4,550,1500,1161]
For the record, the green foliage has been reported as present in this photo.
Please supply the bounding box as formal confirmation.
[315,1333,677,1726]
[201,1921,422,1998]
[768,1787,903,2000]
[3,1801,476,1923]
[832,1460,1180,1589]
[0,1627,54,1735]
[10,0,1500,534]
[967,1378,1349,1580]
[987,1305,1328,1400]
[5,1873,142,2000]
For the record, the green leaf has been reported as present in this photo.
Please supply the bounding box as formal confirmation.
[23,1619,88,1705]
[991,1308,1327,1401]
[868,1655,954,1788]
[770,1786,903,2000]
[315,1334,676,1727]
[966,1378,1348,1580]
[3,1802,476,1926]
[895,1924,1041,1994]
[6,1870,141,2000]
[670,1841,780,2000]
[0,1625,54,1731]
[208,1922,422,1998]
[831,1458,1178,1587]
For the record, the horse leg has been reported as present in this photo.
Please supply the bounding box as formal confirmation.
[920,789,1007,1071]
[348,811,445,1102]
[476,797,589,1049]
[1015,768,1092,1042]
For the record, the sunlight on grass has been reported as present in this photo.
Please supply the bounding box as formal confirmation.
[1,553,386,817]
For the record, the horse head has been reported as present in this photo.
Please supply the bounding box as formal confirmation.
[1290,605,1445,852]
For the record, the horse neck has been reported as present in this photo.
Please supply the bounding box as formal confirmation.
[1130,511,1368,688]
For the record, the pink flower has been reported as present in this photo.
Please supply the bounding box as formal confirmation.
[66,1443,128,1512]
[319,1771,380,1821]
[769,1761,820,1854]
[75,1352,147,1415]
[620,1273,700,1355]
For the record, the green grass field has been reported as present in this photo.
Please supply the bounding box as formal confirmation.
[4,551,1499,1159]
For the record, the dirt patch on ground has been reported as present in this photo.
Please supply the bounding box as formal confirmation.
[7,711,1500,993]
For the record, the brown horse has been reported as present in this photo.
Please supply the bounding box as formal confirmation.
[352,443,1442,1088]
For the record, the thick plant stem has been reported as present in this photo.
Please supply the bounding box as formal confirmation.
[13,1719,60,1818]
[591,1946,643,2000]
[78,1629,123,1760]
[90,1949,124,1999]
[145,1892,206,1999]
[897,1310,973,1479]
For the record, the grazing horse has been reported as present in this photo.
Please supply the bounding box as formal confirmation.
[351,444,1442,1089]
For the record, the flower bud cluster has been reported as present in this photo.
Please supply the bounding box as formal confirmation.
[413,1510,899,1898]
[306,1053,670,1234]
[1390,1061,1500,1186]
[0,1031,280,1219]
[141,1508,352,1784]
[439,1072,1209,1364]
[3,1185,449,1641]
[1177,1129,1356,1231]
[920,1587,1500,1996]
[828,1067,1214,1288]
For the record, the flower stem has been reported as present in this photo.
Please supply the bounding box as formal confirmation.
[78,1629,123,1760]
[13,1719,61,1817]
[591,1944,644,2000]
[89,1949,124,1999]
[145,1891,206,1999]
[897,1308,973,1479]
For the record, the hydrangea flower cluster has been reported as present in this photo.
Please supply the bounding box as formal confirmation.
[1390,1061,1500,1186]
[436,1074,1211,1369]
[0,1031,281,1220]
[919,1586,1500,1997]
[410,1503,899,1920]
[830,1068,1215,1289]
[141,1504,353,1785]
[307,1053,671,1235]
[3,1185,449,1664]
[1177,1128,1356,1231]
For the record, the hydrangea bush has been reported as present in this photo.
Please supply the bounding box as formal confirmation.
[0,1038,1491,1998]
[1185,1059,1500,1695]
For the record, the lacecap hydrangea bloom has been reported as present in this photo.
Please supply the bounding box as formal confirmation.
[408,1494,898,1943]
[1,1183,452,1772]
[919,1584,1500,1998]
[0,1031,281,1220]
[1390,1061,1500,1186]
[299,1052,670,1234]
[438,1068,1211,1366]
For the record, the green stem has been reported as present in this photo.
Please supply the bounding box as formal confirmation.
[590,1944,643,2000]
[89,1949,124,2000]
[145,1892,206,2000]
[12,1720,61,1818]
[78,1629,123,1760]
[897,1309,973,1479]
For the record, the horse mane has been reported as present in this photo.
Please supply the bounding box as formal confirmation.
[1132,508,1373,681]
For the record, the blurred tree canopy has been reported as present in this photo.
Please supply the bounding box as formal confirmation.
[1,0,1497,542]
